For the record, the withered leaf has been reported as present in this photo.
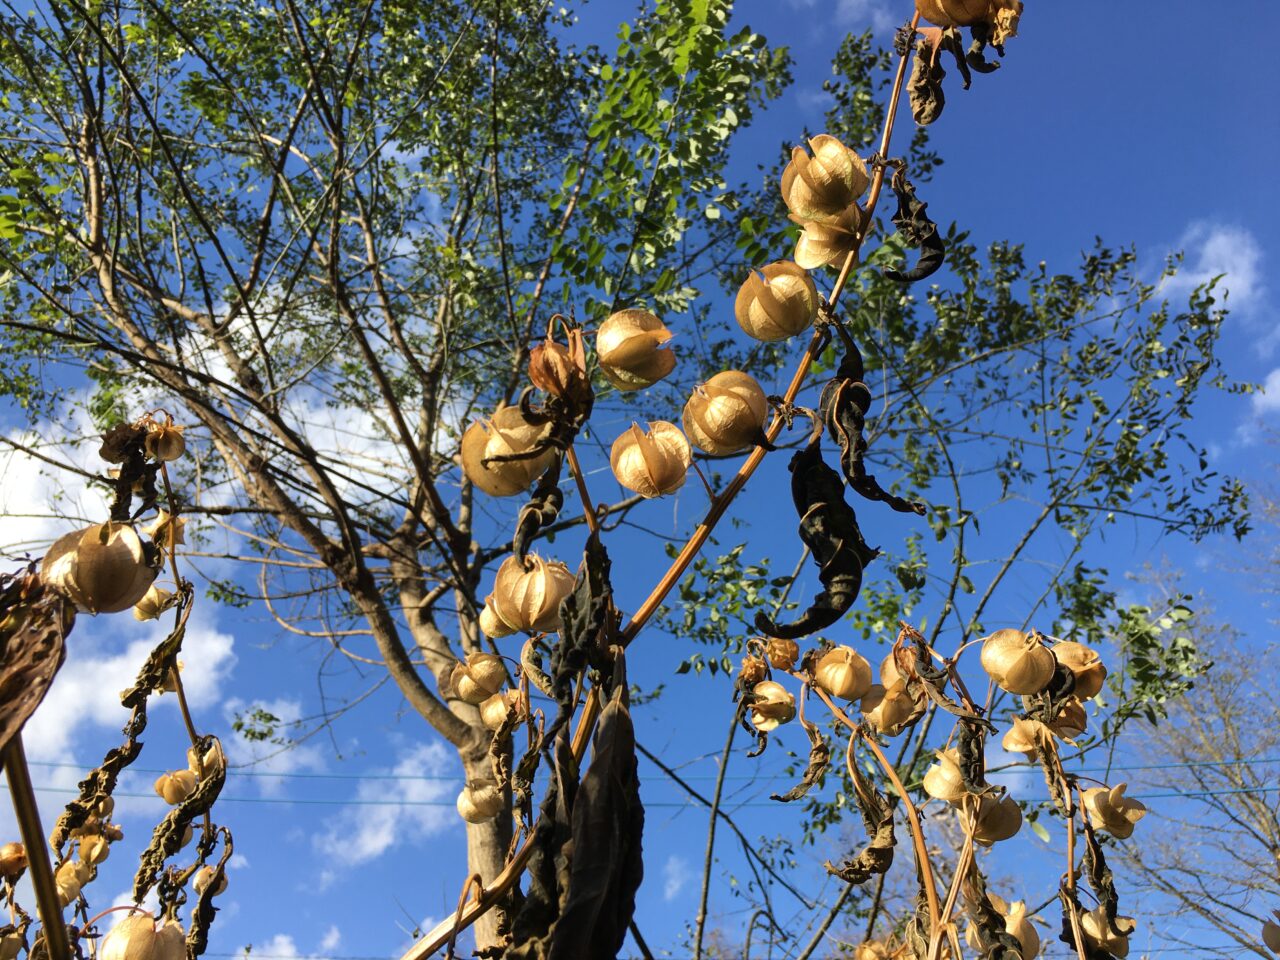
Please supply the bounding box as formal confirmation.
[0,567,71,755]
[964,861,1025,960]
[513,458,565,564]
[823,739,895,884]
[771,717,830,803]
[1081,819,1120,928]
[185,827,233,960]
[1057,886,1115,960]
[908,38,946,125]
[883,167,945,284]
[754,442,878,640]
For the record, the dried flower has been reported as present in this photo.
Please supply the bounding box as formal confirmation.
[0,842,26,880]
[968,793,1022,845]
[99,914,186,960]
[764,638,799,671]
[456,780,504,823]
[1079,905,1136,958]
[78,833,110,866]
[749,680,796,732]
[480,690,524,731]
[792,204,864,271]
[133,584,175,622]
[1262,911,1280,953]
[781,134,869,221]
[595,309,676,391]
[154,769,197,805]
[610,421,692,498]
[41,522,158,614]
[979,629,1055,695]
[1052,640,1107,700]
[144,421,186,462]
[814,646,873,701]
[922,749,968,803]
[528,340,585,400]
[1001,717,1051,759]
[460,405,557,498]
[737,654,767,689]
[1048,697,1087,740]
[1082,783,1147,839]
[734,261,818,341]
[490,554,576,634]
[965,893,1039,960]
[862,679,923,736]
[450,653,507,705]
[194,865,228,896]
[142,510,186,549]
[683,371,768,456]
[479,594,516,639]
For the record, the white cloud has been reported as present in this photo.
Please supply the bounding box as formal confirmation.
[835,0,897,32]
[220,696,328,797]
[662,854,689,902]
[1161,222,1272,351]
[256,934,302,959]
[318,925,341,953]
[1251,367,1280,416]
[313,741,457,868]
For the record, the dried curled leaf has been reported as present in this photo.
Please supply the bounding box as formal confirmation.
[0,566,72,755]
[882,166,945,284]
[513,458,565,563]
[963,863,1026,960]
[908,38,946,125]
[771,713,830,803]
[824,739,895,884]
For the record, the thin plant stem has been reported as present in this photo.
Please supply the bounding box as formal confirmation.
[564,446,599,536]
[795,883,855,960]
[693,701,743,960]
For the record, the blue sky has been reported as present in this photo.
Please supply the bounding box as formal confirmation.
[1,1,1278,958]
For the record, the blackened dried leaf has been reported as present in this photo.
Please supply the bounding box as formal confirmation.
[883,167,945,284]
[1081,820,1120,927]
[513,458,565,564]
[967,21,1003,73]
[0,567,71,755]
[520,639,555,699]
[98,423,145,464]
[754,442,878,640]
[185,827,233,959]
[908,38,946,125]
[824,740,895,884]
[1057,886,1114,960]
[771,718,830,803]
[964,862,1025,960]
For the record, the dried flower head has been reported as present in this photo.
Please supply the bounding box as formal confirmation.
[764,638,799,671]
[0,842,26,880]
[780,134,870,221]
[1080,905,1136,958]
[133,584,175,622]
[194,865,228,896]
[979,629,1055,695]
[1052,640,1107,700]
[154,769,197,805]
[595,309,676,391]
[609,421,692,498]
[456,780,504,823]
[460,406,557,498]
[964,893,1039,960]
[1001,717,1051,759]
[734,261,818,341]
[528,339,585,400]
[1082,783,1147,839]
[450,652,507,705]
[748,680,796,732]
[682,371,768,455]
[968,793,1022,846]
[480,690,524,732]
[490,554,576,634]
[41,522,158,614]
[861,679,923,736]
[737,654,768,689]
[813,645,873,701]
[142,510,186,549]
[792,204,864,271]
[144,420,186,462]
[922,749,968,803]
[99,914,186,960]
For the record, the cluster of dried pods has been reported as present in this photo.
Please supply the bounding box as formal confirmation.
[1,413,231,960]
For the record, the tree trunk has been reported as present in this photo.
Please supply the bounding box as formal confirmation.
[461,752,515,951]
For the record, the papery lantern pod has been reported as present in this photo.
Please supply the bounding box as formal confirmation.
[0,842,26,880]
[450,653,506,705]
[979,628,1055,695]
[813,645,873,701]
[528,339,581,400]
[153,769,197,805]
[460,405,557,498]
[595,308,676,391]
[142,510,186,549]
[144,421,186,462]
[764,638,798,671]
[879,650,905,688]
[479,593,516,639]
[194,865,228,896]
[780,134,870,221]
[187,739,227,780]
[1079,905,1136,958]
[1048,697,1087,740]
[682,370,768,455]
[1262,911,1280,953]
[133,583,175,622]
[41,523,159,614]
[1052,640,1107,700]
[915,0,1023,45]
[922,748,968,803]
[99,914,186,960]
[54,859,84,905]
[480,690,524,732]
[456,779,504,823]
[734,261,818,341]
[1000,717,1051,759]
[78,833,110,865]
[748,680,795,732]
[792,204,864,271]
[609,421,691,498]
[1082,782,1147,839]
[968,792,1022,845]
[491,554,576,634]
[861,679,924,736]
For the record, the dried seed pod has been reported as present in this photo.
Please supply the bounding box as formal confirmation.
[460,406,557,498]
[1262,911,1280,953]
[1048,697,1087,740]
[861,679,923,736]
[450,653,506,705]
[965,893,1039,960]
[133,584,175,622]
[490,554,576,634]
[792,205,864,271]
[456,780,504,823]
[480,690,524,731]
[0,842,26,880]
[979,629,1055,695]
[154,769,197,805]
[194,865,228,896]
[813,646,873,701]
[528,341,581,398]
[764,638,799,671]
[1080,905,1135,958]
[41,523,158,614]
[479,594,516,639]
[748,680,795,732]
[78,834,110,866]
[0,931,21,960]
[187,740,227,780]
[144,422,186,462]
[734,261,818,341]
[55,859,84,905]
[99,914,186,960]
[915,0,1022,44]
[682,371,768,455]
[609,421,691,498]
[1001,717,1050,758]
[595,309,676,391]
[780,134,870,221]
[1052,640,1107,700]
[737,654,767,689]
[1082,783,1147,839]
[142,510,186,549]
[922,749,968,803]
[879,651,906,688]
[969,792,1022,845]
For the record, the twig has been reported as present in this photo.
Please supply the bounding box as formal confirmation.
[693,702,744,960]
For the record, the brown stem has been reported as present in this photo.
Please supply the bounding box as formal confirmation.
[564,446,599,536]
[692,702,743,960]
